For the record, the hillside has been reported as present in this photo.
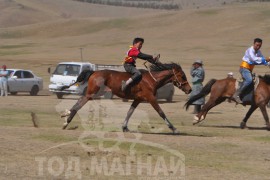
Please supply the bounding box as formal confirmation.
[1,0,270,80]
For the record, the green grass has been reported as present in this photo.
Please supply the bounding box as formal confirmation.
[0,50,32,56]
[252,136,270,143]
[33,133,77,143]
[0,108,61,127]
[0,31,23,39]
[0,43,34,49]
[0,43,34,56]
[81,18,131,34]
[197,9,221,15]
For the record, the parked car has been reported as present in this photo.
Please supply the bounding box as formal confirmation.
[48,62,123,99]
[155,83,175,102]
[5,69,43,95]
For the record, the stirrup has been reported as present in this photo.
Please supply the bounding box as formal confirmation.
[234,96,243,104]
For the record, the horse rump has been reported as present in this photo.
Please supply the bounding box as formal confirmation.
[60,70,94,91]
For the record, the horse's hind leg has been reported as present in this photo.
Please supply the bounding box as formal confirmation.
[194,97,226,125]
[62,96,90,129]
[240,104,258,129]
[149,98,178,134]
[122,100,141,132]
[258,105,270,130]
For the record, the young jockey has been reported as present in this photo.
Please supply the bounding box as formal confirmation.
[233,38,270,103]
[122,37,158,91]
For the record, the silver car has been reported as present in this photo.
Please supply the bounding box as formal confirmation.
[6,69,43,95]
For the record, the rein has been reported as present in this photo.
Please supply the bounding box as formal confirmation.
[173,69,188,89]
[144,62,157,82]
[144,62,188,89]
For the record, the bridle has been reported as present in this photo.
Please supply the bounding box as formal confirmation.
[144,62,188,89]
[172,69,188,89]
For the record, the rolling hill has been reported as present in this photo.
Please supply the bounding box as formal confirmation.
[1,0,270,80]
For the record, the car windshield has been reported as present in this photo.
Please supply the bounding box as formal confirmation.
[53,64,80,76]
[7,70,14,77]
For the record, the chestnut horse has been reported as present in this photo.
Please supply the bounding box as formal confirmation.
[61,63,191,133]
[185,75,270,130]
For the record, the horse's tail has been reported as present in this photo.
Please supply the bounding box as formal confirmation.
[60,70,95,91]
[185,79,217,110]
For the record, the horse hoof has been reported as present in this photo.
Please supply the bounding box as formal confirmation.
[62,122,69,130]
[172,128,180,134]
[194,115,199,120]
[169,126,179,134]
[193,120,199,125]
[122,126,130,132]
[240,121,246,129]
[61,109,71,118]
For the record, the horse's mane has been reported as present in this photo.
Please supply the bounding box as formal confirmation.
[149,62,182,71]
[259,74,270,85]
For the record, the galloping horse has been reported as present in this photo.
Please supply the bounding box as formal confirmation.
[61,62,192,133]
[185,75,270,130]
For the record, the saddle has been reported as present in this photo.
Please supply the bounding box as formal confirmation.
[237,73,259,103]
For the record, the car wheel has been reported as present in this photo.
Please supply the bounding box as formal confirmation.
[104,91,113,99]
[30,85,39,96]
[10,92,18,95]
[56,92,64,99]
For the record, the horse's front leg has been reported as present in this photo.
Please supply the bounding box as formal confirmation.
[258,104,270,130]
[148,98,178,134]
[240,104,258,129]
[122,99,141,132]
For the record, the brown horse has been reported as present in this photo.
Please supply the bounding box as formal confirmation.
[61,63,192,133]
[185,75,270,130]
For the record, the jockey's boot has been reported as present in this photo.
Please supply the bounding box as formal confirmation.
[122,78,133,92]
[232,89,243,104]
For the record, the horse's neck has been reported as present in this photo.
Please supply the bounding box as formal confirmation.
[152,70,173,88]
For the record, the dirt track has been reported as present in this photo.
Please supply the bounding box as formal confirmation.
[0,93,269,179]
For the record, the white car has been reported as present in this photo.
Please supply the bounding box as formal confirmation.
[5,69,43,96]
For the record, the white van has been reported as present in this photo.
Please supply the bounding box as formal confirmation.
[48,62,123,99]
[48,62,95,99]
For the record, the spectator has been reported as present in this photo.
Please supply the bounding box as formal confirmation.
[190,60,205,114]
[0,65,9,96]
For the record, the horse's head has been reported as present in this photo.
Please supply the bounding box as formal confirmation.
[170,63,192,94]
[150,62,192,94]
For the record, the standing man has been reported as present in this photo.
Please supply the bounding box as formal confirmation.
[122,37,158,92]
[233,38,270,104]
[0,65,9,96]
[190,60,205,114]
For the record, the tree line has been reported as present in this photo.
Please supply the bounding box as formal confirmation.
[75,0,181,10]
